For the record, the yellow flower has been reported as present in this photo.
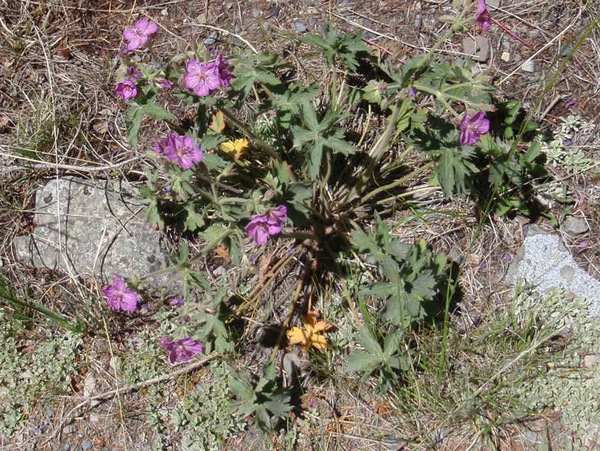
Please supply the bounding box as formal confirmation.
[287,310,332,354]
[219,138,249,159]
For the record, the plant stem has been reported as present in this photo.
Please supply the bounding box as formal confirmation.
[359,161,434,206]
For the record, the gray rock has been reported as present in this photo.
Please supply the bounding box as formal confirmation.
[292,22,307,33]
[62,424,77,435]
[562,216,589,236]
[462,36,490,62]
[12,177,178,292]
[81,440,93,450]
[506,226,600,316]
[487,0,500,7]
[521,60,535,72]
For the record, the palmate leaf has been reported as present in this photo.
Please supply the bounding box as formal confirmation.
[125,106,143,149]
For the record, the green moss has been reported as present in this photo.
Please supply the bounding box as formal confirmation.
[0,312,82,435]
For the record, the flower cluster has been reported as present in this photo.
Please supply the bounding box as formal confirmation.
[183,55,232,97]
[246,205,287,245]
[459,111,490,145]
[102,276,139,312]
[154,134,203,170]
[160,337,204,364]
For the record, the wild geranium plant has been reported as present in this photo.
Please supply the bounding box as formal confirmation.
[109,5,550,422]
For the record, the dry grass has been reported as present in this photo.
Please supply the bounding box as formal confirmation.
[1,0,600,449]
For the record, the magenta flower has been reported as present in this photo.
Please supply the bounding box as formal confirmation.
[459,111,490,145]
[102,276,139,312]
[246,205,287,245]
[169,297,184,307]
[114,79,138,100]
[160,337,204,364]
[476,0,492,33]
[126,66,142,81]
[155,78,172,90]
[160,134,203,170]
[210,54,233,87]
[183,59,221,97]
[122,19,158,52]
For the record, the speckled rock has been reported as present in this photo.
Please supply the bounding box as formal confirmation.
[505,225,600,316]
[12,177,177,292]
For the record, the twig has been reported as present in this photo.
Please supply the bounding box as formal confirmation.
[0,152,143,174]
[39,355,218,447]
[190,23,258,54]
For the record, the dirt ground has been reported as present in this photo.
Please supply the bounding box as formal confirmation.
[2,0,600,449]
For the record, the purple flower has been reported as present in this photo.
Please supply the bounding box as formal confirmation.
[169,297,185,307]
[114,79,138,100]
[211,54,233,87]
[153,135,173,154]
[126,66,142,81]
[155,78,172,90]
[160,134,203,170]
[160,337,204,364]
[459,111,490,145]
[122,19,158,52]
[476,0,492,33]
[265,205,287,225]
[102,276,139,312]
[246,205,287,245]
[183,59,221,97]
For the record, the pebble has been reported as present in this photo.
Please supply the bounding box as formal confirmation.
[521,60,535,72]
[462,36,490,62]
[501,51,511,62]
[292,22,308,33]
[562,216,589,236]
[81,440,93,450]
[63,425,77,435]
[64,445,72,451]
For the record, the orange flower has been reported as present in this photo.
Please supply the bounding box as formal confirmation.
[287,310,332,354]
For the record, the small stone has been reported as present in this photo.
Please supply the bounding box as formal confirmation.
[583,353,600,368]
[64,445,72,451]
[501,51,511,62]
[560,45,572,57]
[462,36,490,62]
[487,0,500,7]
[292,22,307,33]
[521,60,535,72]
[81,440,93,450]
[560,265,575,282]
[562,216,589,236]
[62,425,77,435]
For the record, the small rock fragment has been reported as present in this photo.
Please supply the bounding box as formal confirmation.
[521,60,535,72]
[81,440,93,450]
[501,51,511,62]
[562,216,589,236]
[292,22,307,33]
[583,353,600,368]
[62,425,77,435]
[462,36,490,62]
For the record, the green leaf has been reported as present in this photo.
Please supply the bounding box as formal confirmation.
[307,139,324,179]
[140,103,176,121]
[356,327,383,356]
[201,225,233,252]
[346,350,382,374]
[200,133,227,151]
[125,106,144,149]
[324,135,357,155]
[184,203,205,231]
